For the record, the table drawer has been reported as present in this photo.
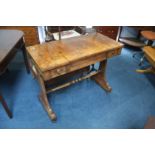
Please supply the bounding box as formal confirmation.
[43,66,70,80]
[43,52,108,81]
[107,48,121,58]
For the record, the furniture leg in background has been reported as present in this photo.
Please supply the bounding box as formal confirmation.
[0,93,12,118]
[21,39,30,74]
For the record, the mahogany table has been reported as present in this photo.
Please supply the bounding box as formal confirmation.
[0,30,30,73]
[27,33,123,121]
[0,30,30,118]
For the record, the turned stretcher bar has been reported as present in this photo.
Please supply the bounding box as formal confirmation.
[46,70,102,94]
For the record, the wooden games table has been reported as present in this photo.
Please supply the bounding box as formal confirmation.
[27,33,123,121]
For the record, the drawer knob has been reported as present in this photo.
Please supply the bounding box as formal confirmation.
[57,68,66,74]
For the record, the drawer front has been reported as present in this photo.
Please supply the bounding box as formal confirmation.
[43,66,70,81]
[107,48,121,58]
[43,52,106,80]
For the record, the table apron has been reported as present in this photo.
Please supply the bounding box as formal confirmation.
[42,48,121,81]
[43,48,121,81]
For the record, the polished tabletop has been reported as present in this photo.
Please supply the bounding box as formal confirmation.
[0,30,24,63]
[27,33,123,72]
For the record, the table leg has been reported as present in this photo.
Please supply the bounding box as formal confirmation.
[37,73,57,121]
[92,60,112,92]
[21,43,30,74]
[0,94,12,118]
[27,55,37,79]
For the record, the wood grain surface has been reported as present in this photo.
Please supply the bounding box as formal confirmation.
[27,33,123,72]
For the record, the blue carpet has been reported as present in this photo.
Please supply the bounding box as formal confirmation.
[0,47,155,128]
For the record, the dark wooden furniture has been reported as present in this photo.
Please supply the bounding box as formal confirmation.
[0,93,12,118]
[94,26,119,40]
[0,30,30,73]
[0,26,39,46]
[27,33,123,121]
[0,30,30,118]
